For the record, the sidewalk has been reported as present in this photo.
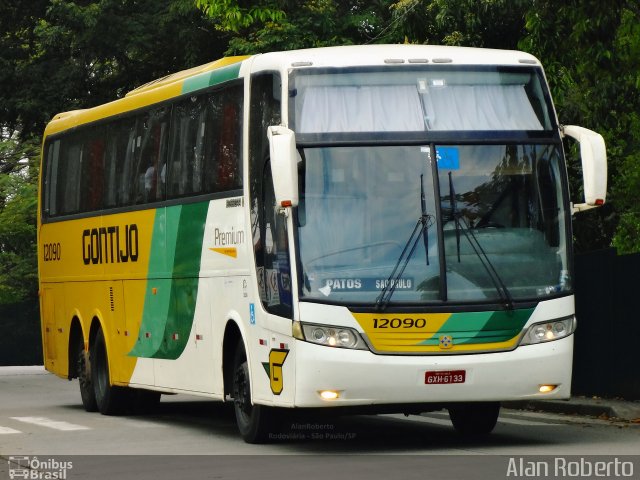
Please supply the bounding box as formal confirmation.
[504,396,640,422]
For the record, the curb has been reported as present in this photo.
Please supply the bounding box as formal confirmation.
[504,399,640,422]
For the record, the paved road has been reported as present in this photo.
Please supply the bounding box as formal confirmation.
[1,367,639,479]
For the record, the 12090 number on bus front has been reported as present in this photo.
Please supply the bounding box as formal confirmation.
[373,318,426,329]
[43,242,61,262]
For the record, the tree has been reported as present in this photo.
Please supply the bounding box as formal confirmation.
[520,0,640,252]
[388,0,529,48]
[0,134,40,303]
[193,0,530,54]
[1,0,228,139]
[194,0,395,54]
[0,0,230,304]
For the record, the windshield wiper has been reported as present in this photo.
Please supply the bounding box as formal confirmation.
[376,175,433,311]
[448,173,514,310]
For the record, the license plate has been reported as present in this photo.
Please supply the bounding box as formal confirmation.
[425,370,466,384]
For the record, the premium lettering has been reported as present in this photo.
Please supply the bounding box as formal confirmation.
[214,227,245,246]
[82,224,139,265]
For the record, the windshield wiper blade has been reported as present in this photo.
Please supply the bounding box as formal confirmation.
[454,214,514,311]
[448,173,513,310]
[376,175,433,311]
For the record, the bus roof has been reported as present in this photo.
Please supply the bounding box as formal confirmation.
[251,44,540,71]
[44,55,249,137]
[43,45,541,137]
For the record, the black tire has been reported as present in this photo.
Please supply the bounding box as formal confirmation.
[91,328,130,415]
[77,337,98,412]
[232,340,278,443]
[448,402,500,435]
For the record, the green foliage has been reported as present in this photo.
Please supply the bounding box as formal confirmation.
[195,0,285,32]
[0,136,40,303]
[394,0,529,47]
[0,0,229,307]
[194,0,529,54]
[196,0,395,53]
[1,0,227,138]
[520,1,640,252]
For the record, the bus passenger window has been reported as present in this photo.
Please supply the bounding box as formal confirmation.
[57,137,82,215]
[168,97,206,198]
[133,108,169,204]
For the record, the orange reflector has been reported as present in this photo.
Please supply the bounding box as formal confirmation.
[280,200,292,207]
[595,199,604,205]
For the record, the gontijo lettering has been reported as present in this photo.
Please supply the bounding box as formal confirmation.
[82,224,139,265]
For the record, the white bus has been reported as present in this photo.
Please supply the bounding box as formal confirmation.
[38,45,607,443]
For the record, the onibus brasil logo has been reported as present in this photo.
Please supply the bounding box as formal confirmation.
[8,456,73,480]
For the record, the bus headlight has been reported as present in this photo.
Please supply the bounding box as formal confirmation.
[520,316,576,345]
[293,321,368,350]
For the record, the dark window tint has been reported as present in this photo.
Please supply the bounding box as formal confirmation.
[248,72,290,317]
[42,80,243,219]
[168,83,243,199]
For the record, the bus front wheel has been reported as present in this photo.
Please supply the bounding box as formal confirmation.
[232,340,278,443]
[448,402,500,435]
[91,328,130,415]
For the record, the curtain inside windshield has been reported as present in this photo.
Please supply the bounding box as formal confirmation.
[293,68,552,134]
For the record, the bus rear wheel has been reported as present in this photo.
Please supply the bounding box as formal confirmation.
[232,340,277,443]
[77,337,98,412]
[448,402,500,435]
[91,328,130,415]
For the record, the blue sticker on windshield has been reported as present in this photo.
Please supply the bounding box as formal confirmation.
[436,147,460,170]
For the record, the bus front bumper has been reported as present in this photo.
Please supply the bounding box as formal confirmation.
[293,335,573,408]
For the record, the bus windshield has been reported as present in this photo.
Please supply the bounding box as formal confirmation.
[296,143,570,305]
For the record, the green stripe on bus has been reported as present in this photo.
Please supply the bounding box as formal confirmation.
[154,202,208,359]
[129,209,171,358]
[129,202,209,359]
[181,63,242,94]
[455,308,534,345]
[418,308,534,346]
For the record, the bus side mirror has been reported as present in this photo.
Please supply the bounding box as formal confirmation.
[562,125,607,214]
[267,126,299,208]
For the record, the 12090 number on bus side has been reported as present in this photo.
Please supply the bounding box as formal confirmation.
[43,242,61,262]
[373,318,426,329]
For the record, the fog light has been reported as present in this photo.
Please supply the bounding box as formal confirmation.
[539,384,557,393]
[319,390,340,400]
